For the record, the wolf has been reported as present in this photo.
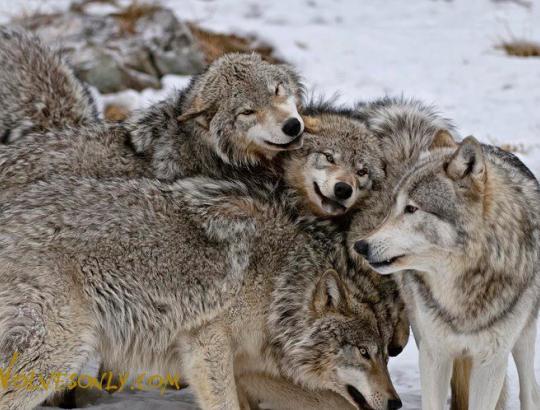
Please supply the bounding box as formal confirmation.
[0,30,305,181]
[354,136,540,410]
[125,52,304,181]
[0,175,402,410]
[0,104,383,222]
[0,27,99,142]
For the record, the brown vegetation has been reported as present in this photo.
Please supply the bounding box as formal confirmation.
[188,23,283,64]
[498,40,540,58]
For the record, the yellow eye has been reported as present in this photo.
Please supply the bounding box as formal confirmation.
[357,169,368,177]
[404,205,418,214]
[240,109,256,116]
[359,347,369,359]
[325,153,335,164]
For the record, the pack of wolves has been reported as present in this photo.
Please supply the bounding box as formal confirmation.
[0,27,538,410]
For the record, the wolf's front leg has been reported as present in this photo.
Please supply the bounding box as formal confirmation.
[418,345,452,410]
[182,322,240,410]
[512,316,540,410]
[468,353,508,410]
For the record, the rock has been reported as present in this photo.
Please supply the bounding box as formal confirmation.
[10,1,205,93]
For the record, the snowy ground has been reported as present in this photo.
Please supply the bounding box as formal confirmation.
[2,0,540,408]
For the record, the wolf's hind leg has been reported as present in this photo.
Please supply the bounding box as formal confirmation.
[468,353,508,410]
[0,267,96,410]
[512,315,540,410]
[182,322,240,410]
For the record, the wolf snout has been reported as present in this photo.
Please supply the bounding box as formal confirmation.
[334,181,353,200]
[354,240,369,258]
[282,117,302,137]
[388,398,403,409]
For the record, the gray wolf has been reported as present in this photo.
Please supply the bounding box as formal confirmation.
[126,52,305,180]
[354,136,540,410]
[0,27,99,142]
[1,32,305,181]
[0,176,402,410]
[0,106,383,220]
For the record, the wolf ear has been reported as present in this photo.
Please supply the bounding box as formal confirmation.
[177,96,210,129]
[302,115,321,134]
[429,129,457,151]
[446,136,486,184]
[312,269,349,315]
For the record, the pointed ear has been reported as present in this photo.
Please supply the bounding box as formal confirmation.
[177,96,210,129]
[429,129,457,151]
[302,115,321,134]
[312,269,349,315]
[446,136,486,184]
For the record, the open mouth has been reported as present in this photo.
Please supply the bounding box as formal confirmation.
[368,255,404,269]
[346,385,374,410]
[313,182,347,214]
[264,134,303,149]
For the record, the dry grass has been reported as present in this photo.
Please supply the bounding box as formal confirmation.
[497,40,540,58]
[188,23,283,64]
[499,143,528,154]
[104,104,131,122]
[112,1,161,35]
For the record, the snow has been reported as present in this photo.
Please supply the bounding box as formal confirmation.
[1,0,540,409]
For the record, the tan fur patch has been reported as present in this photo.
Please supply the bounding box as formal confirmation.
[302,116,322,134]
[430,129,457,150]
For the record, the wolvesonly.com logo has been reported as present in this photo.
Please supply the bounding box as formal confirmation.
[1,353,182,394]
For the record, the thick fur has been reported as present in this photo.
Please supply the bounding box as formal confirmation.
[357,138,540,410]
[0,27,98,142]
[0,176,402,410]
[126,52,305,181]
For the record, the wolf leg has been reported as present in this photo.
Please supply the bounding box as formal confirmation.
[182,322,240,410]
[0,268,96,410]
[418,345,452,410]
[468,353,508,410]
[512,316,540,410]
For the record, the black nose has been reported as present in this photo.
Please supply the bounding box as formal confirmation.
[282,118,302,137]
[388,345,404,357]
[388,399,403,410]
[334,182,353,200]
[354,240,369,257]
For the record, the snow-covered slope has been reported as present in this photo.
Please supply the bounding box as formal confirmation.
[2,1,539,409]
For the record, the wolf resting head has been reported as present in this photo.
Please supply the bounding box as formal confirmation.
[353,135,495,275]
[284,113,385,217]
[286,270,402,410]
[177,53,305,165]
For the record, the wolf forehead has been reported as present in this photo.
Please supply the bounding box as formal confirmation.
[304,114,383,164]
[188,53,302,104]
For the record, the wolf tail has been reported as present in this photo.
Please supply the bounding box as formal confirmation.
[0,28,99,143]
[450,357,507,410]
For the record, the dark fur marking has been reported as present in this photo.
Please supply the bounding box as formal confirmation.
[1,129,11,144]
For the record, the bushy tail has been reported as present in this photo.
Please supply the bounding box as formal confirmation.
[0,27,99,143]
[450,357,507,410]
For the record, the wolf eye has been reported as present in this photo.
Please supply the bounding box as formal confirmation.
[404,205,418,214]
[239,109,256,116]
[359,347,370,359]
[275,83,284,96]
[357,169,368,177]
[324,153,335,164]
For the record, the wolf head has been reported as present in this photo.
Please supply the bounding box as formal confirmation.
[286,270,402,410]
[284,113,385,217]
[352,136,496,275]
[177,53,304,164]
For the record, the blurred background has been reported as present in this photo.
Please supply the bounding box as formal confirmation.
[0,1,538,408]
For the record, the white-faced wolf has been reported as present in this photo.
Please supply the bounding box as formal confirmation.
[355,136,540,410]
